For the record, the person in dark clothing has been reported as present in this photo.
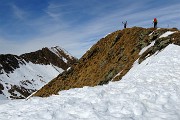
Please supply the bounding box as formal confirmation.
[122,21,127,28]
[153,18,158,28]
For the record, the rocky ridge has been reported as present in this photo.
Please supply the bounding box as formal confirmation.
[34,27,180,97]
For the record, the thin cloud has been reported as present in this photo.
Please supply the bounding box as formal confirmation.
[1,1,180,58]
[11,4,26,20]
[45,1,73,21]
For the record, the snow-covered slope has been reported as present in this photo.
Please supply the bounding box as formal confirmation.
[0,61,63,100]
[0,46,77,99]
[0,44,180,119]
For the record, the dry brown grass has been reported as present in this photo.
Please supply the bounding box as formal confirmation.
[34,27,180,97]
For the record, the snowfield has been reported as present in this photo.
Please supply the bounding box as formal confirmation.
[0,44,180,120]
[0,62,63,99]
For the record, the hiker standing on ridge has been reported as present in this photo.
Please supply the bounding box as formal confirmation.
[153,18,158,28]
[122,21,127,28]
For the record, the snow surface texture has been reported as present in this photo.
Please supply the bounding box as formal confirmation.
[0,44,180,119]
[0,61,63,99]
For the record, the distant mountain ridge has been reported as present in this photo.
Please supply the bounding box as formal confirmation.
[0,46,77,99]
[20,46,76,70]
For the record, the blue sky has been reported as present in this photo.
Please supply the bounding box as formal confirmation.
[0,0,180,58]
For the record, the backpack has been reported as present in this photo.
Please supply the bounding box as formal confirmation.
[154,18,157,22]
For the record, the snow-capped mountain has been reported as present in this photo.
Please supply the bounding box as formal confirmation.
[0,46,77,99]
[0,37,180,120]
[34,27,180,97]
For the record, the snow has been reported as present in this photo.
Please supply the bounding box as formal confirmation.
[149,28,162,36]
[0,61,63,99]
[49,46,73,59]
[67,67,71,71]
[139,41,155,55]
[149,31,154,36]
[142,30,176,55]
[0,94,7,100]
[104,33,111,38]
[159,31,176,38]
[49,47,61,57]
[0,44,180,119]
[62,57,68,63]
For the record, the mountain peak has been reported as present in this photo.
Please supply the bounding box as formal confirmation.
[34,27,180,97]
[0,46,77,99]
[21,46,77,70]
[48,46,74,60]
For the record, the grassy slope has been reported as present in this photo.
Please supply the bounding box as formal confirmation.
[34,27,180,97]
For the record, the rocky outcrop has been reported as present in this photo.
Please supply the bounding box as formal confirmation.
[0,54,25,74]
[20,46,77,70]
[34,27,179,97]
[0,83,4,94]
